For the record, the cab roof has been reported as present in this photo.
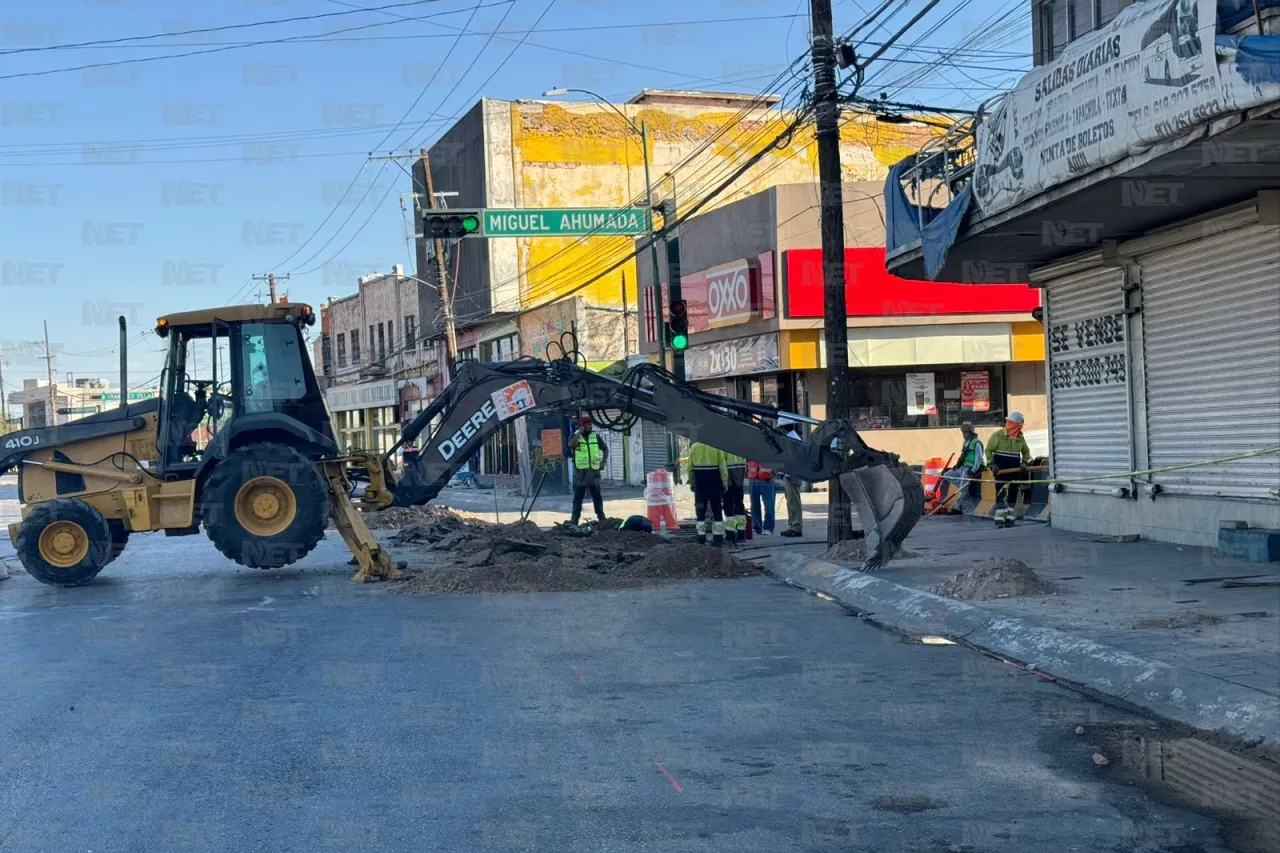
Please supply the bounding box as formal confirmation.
[155,302,313,332]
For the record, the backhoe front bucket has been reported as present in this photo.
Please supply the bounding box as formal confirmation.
[840,462,926,570]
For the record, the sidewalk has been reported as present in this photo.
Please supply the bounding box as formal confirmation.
[764,513,1280,748]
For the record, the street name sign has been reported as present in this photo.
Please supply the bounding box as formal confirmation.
[483,207,646,237]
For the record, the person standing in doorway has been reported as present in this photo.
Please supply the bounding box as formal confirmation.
[685,440,729,545]
[722,450,748,543]
[776,416,805,538]
[568,415,608,525]
[747,459,776,535]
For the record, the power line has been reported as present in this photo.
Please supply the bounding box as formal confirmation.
[0,1,512,80]
[294,0,555,277]
[269,0,493,276]
[0,0,466,55]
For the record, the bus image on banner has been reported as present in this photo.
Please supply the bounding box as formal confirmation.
[1142,0,1204,87]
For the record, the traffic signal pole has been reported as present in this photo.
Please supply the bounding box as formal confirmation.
[420,148,458,381]
[661,197,685,382]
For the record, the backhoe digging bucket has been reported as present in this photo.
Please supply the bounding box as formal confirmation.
[840,462,926,570]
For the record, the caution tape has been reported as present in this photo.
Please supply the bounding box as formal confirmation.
[935,445,1280,489]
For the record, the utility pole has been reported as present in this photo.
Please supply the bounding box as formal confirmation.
[420,148,458,382]
[43,320,56,428]
[253,273,288,303]
[620,270,631,355]
[812,0,856,544]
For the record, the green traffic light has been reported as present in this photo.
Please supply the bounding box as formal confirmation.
[671,333,688,350]
[461,214,479,232]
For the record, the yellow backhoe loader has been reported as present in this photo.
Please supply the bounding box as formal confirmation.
[1,305,924,587]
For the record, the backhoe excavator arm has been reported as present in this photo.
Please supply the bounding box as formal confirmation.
[378,359,924,568]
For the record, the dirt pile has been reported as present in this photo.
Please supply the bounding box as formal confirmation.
[387,512,759,595]
[1134,611,1225,630]
[929,557,1056,600]
[362,504,465,531]
[822,537,917,564]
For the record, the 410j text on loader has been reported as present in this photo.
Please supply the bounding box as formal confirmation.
[0,304,925,587]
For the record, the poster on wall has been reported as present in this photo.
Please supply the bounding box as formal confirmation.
[960,370,991,412]
[972,0,1280,216]
[905,372,937,416]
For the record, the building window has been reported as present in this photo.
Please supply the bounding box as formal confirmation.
[853,366,1008,430]
[404,315,416,350]
[457,346,477,362]
[1098,0,1124,26]
[336,333,347,368]
[1070,0,1093,38]
[368,325,375,362]
[480,333,519,363]
[376,323,386,362]
[351,330,361,363]
[387,320,394,356]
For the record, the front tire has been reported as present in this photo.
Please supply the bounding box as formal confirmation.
[15,499,113,587]
[200,442,329,569]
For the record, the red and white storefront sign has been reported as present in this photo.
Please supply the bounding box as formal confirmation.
[644,253,776,343]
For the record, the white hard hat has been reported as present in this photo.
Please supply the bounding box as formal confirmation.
[1007,412,1025,423]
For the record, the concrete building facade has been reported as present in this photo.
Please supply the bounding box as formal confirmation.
[319,266,439,459]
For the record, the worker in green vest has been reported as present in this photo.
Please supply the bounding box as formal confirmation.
[986,412,1032,516]
[568,415,608,525]
[722,450,748,544]
[685,440,729,545]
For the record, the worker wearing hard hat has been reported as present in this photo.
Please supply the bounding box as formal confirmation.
[775,416,805,537]
[685,440,729,545]
[568,415,609,525]
[985,412,1032,515]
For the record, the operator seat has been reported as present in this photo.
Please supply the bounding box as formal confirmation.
[168,390,205,461]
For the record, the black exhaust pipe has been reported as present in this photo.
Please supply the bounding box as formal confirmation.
[118,315,128,416]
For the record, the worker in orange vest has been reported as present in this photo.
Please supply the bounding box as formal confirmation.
[747,459,776,535]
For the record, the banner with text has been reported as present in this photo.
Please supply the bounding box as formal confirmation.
[684,334,780,381]
[973,0,1280,215]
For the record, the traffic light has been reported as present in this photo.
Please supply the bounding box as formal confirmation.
[422,210,483,239]
[667,299,689,351]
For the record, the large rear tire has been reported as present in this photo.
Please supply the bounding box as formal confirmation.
[201,442,329,569]
[105,519,130,564]
[15,498,113,587]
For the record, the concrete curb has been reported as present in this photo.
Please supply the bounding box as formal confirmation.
[765,551,1280,749]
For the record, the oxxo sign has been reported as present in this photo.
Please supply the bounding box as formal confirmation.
[702,260,758,328]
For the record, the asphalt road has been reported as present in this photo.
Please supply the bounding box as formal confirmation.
[0,533,1232,852]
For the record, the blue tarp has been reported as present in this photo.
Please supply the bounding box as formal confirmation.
[1222,33,1280,84]
[1219,0,1280,30]
[883,155,974,281]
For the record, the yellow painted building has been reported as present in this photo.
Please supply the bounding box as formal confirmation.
[416,90,938,360]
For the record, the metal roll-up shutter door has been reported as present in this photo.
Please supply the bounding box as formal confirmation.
[1140,219,1280,498]
[599,413,626,483]
[642,421,671,474]
[1046,266,1130,485]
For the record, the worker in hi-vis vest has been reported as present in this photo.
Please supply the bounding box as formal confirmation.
[568,415,608,525]
[722,451,748,544]
[685,440,729,545]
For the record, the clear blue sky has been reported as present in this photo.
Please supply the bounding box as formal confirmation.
[0,0,1029,392]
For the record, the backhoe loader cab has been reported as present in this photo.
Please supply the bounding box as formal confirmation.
[3,303,339,587]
